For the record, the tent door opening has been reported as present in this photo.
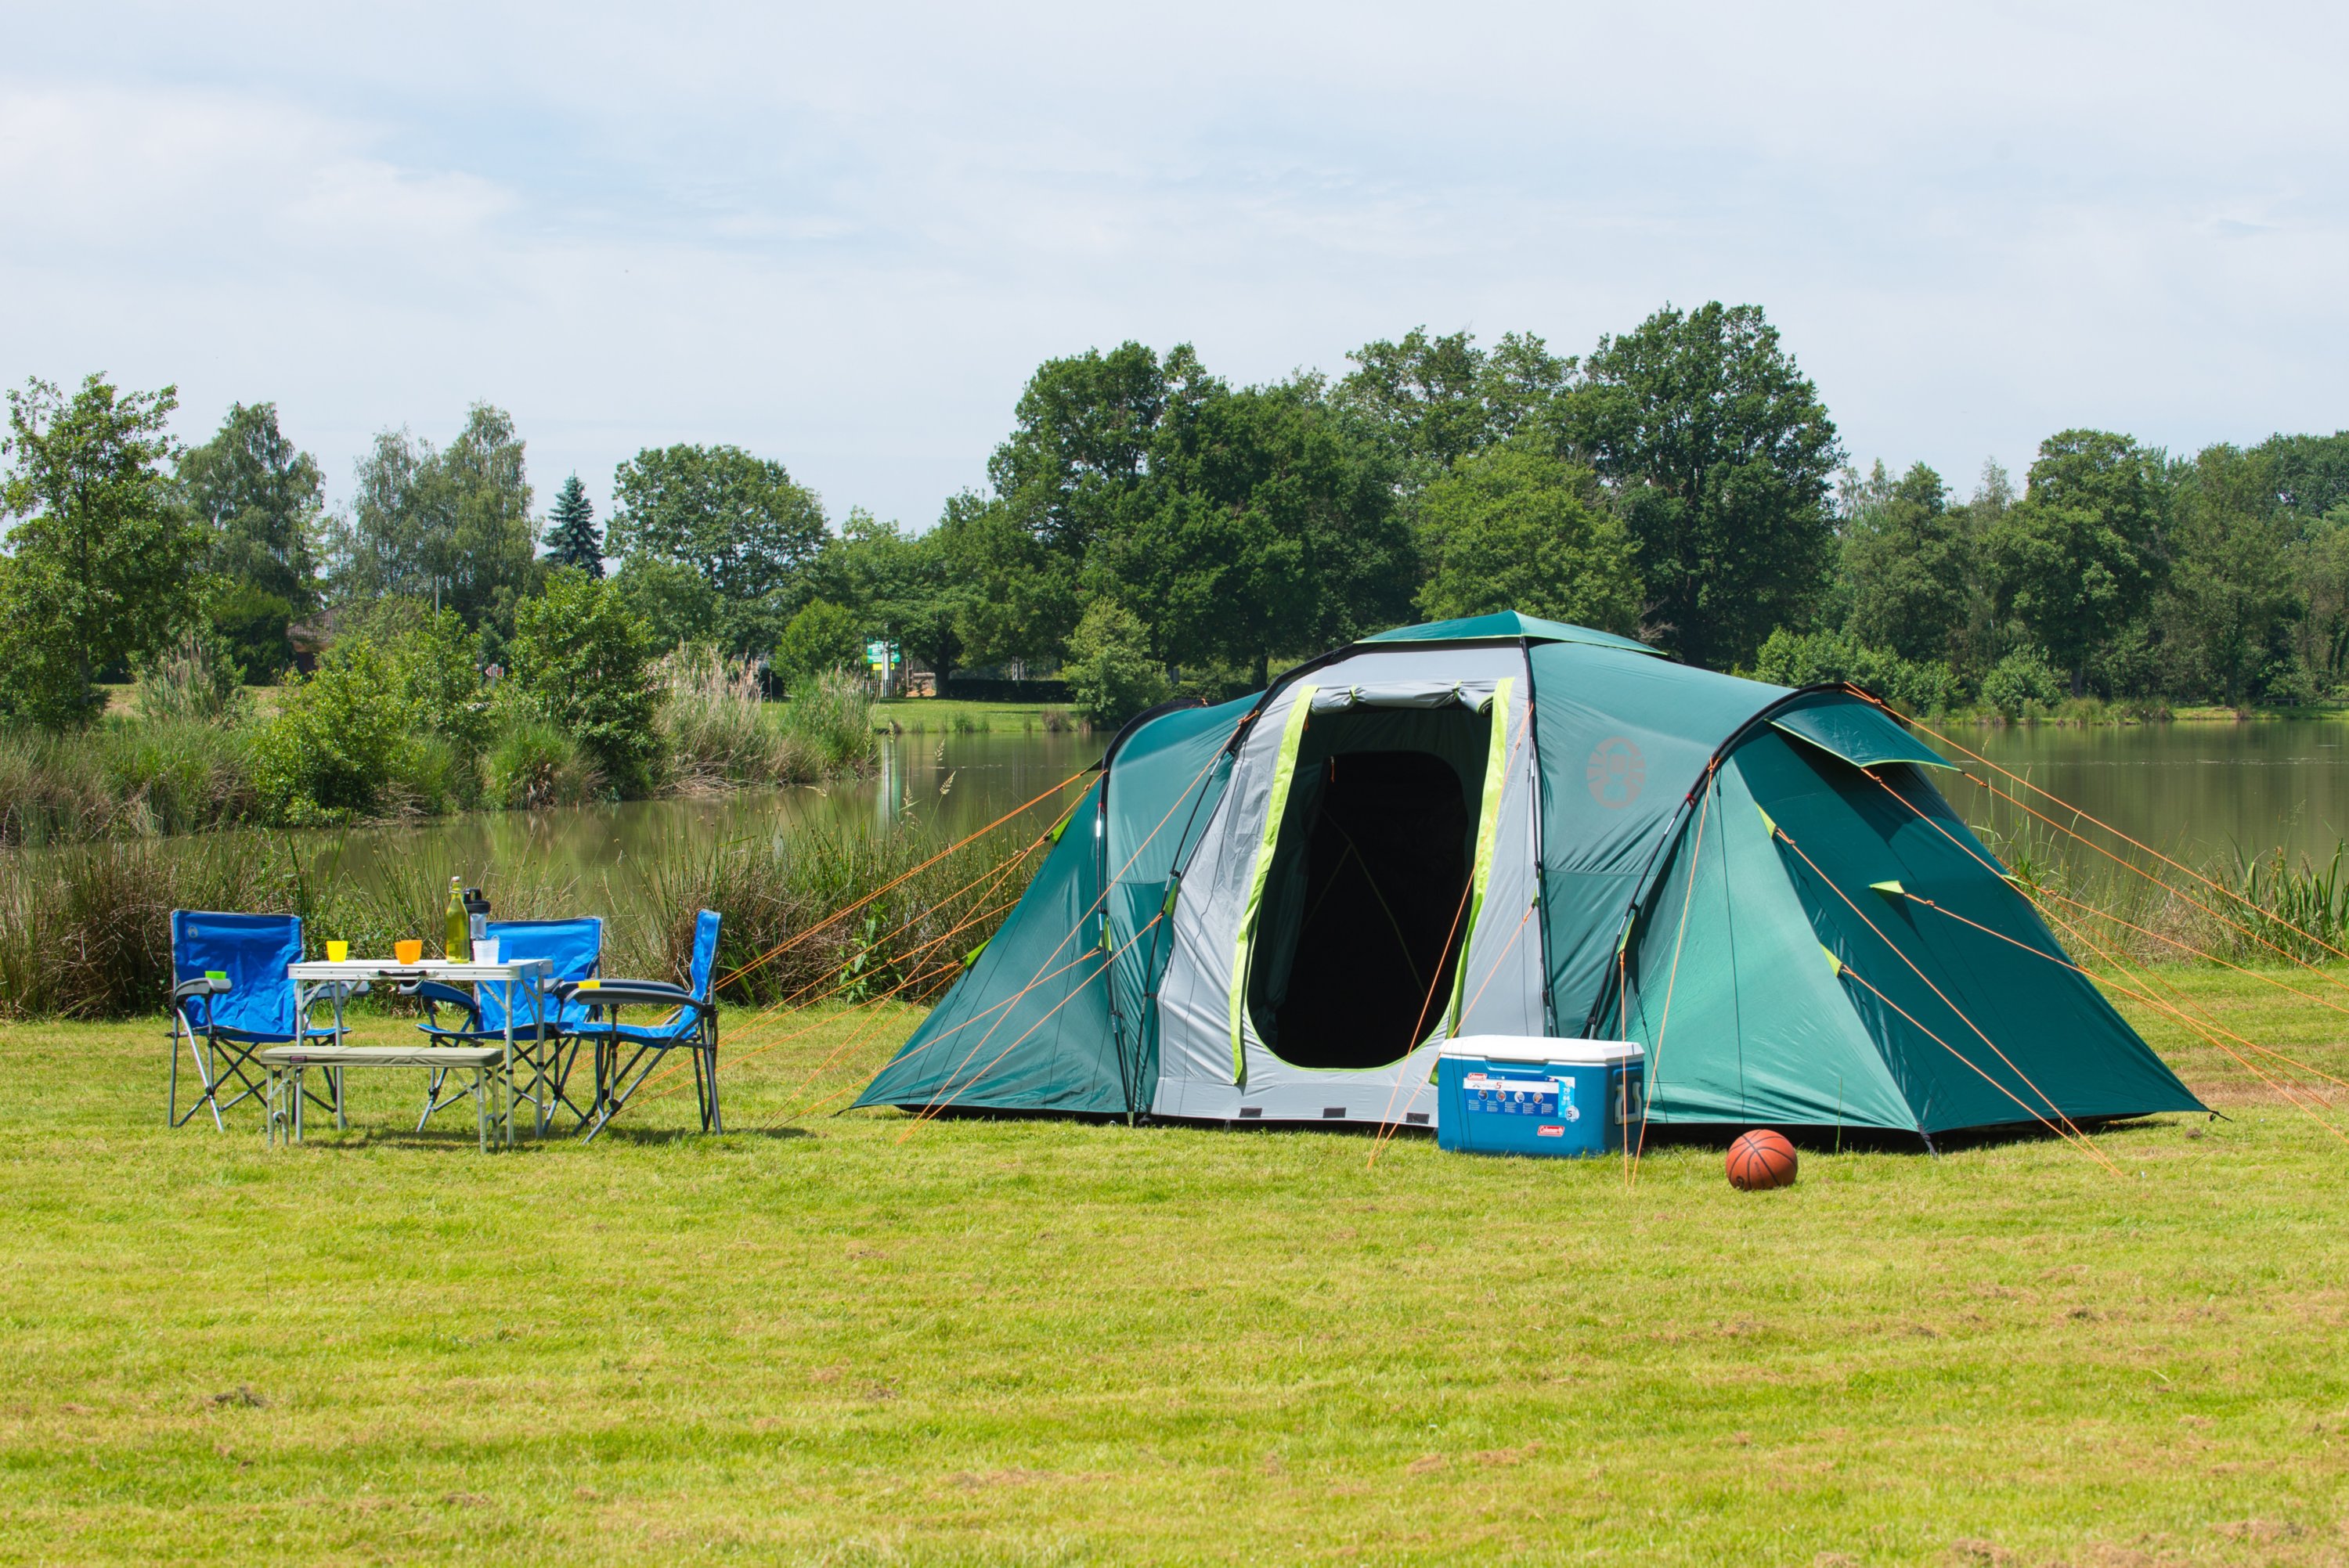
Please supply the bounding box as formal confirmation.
[1247,703,1491,1070]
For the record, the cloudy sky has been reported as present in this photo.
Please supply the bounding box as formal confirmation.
[6,2,2345,530]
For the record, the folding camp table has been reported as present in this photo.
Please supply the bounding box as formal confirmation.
[287,958,554,1147]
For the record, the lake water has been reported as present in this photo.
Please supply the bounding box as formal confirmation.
[1950,719,2349,870]
[301,729,1103,891]
[275,716,2349,894]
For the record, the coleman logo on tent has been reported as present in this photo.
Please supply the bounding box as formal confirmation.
[1587,737,1645,807]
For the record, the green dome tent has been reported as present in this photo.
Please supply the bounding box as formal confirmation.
[856,613,2203,1140]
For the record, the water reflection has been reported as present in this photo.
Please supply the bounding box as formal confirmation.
[305,729,1102,889]
[1958,720,2349,867]
[16,716,2348,889]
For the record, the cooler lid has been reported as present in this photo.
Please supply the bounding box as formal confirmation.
[1440,1036,1645,1065]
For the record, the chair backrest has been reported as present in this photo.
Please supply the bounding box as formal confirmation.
[171,910,302,1038]
[686,909,722,1001]
[480,917,602,1032]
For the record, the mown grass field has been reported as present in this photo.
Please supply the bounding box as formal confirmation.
[2,968,2346,1564]
[871,700,1077,735]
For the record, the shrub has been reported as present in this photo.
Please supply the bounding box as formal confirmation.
[1749,628,1960,715]
[509,572,659,795]
[395,609,492,760]
[1064,601,1167,726]
[384,732,472,816]
[250,639,420,824]
[773,600,864,694]
[1979,647,2066,720]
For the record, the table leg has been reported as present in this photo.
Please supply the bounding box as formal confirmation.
[331,986,348,1129]
[503,979,523,1143]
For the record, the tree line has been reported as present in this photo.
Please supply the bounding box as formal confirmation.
[6,299,2347,734]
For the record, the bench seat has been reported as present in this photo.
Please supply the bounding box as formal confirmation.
[259,1045,505,1069]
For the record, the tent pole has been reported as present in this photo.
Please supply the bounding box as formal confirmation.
[1515,637,1557,1036]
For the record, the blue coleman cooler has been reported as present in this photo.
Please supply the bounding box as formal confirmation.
[1436,1038,1647,1157]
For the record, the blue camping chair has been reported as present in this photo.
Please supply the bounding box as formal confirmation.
[168,911,342,1130]
[408,917,603,1132]
[568,909,722,1141]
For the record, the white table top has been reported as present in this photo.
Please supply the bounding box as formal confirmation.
[287,958,554,982]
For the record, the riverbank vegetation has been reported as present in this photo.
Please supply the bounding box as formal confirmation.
[0,636,873,846]
[2,964,2343,1563]
[0,773,1058,1019]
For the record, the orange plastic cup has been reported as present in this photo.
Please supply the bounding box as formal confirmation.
[393,939,424,964]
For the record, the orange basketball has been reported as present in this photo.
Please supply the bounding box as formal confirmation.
[1727,1129,1799,1191]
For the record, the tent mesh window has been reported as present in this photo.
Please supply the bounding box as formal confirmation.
[1247,704,1490,1069]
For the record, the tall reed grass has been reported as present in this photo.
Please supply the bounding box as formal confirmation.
[655,652,877,793]
[0,805,1048,1020]
[1980,822,2349,970]
[0,721,263,845]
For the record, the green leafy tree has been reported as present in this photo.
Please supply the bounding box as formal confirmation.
[1098,374,1417,686]
[1564,302,1842,669]
[543,474,604,577]
[203,582,296,683]
[177,401,323,611]
[334,403,539,628]
[772,600,864,693]
[954,341,1207,666]
[2289,510,2349,691]
[931,488,1074,669]
[2163,444,2297,706]
[509,571,659,795]
[1413,444,1640,631]
[607,444,826,654]
[1986,430,2167,696]
[0,374,201,728]
[1336,328,1572,473]
[1839,461,1970,663]
[2262,431,2349,520]
[612,556,724,651]
[810,510,976,688]
[1063,600,1167,726]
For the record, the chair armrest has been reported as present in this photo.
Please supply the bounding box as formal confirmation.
[400,979,483,1028]
[172,976,230,1003]
[558,979,713,1017]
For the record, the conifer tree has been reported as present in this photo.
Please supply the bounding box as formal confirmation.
[543,473,603,577]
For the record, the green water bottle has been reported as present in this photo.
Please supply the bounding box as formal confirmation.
[444,876,469,963]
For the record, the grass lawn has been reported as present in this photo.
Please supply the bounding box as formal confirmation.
[871,699,1078,735]
[2,968,2346,1564]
